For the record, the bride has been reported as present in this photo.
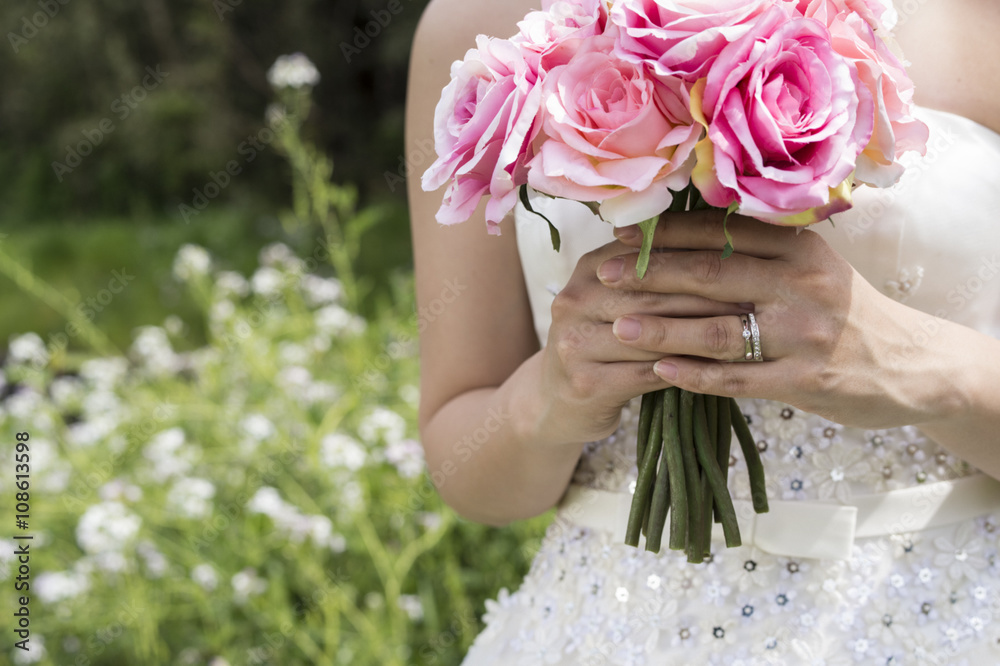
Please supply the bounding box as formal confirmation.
[406,0,1000,662]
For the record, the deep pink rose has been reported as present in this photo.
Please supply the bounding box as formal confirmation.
[690,6,874,224]
[527,35,701,225]
[421,36,541,234]
[610,0,778,81]
[796,0,929,187]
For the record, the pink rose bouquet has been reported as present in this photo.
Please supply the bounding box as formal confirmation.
[422,0,928,561]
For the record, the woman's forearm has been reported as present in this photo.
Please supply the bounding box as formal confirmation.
[420,350,586,526]
[916,320,1000,480]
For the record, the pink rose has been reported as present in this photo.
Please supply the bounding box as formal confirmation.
[421,36,541,234]
[796,0,928,187]
[515,0,609,75]
[610,0,778,81]
[527,35,701,225]
[690,6,874,224]
[794,0,888,32]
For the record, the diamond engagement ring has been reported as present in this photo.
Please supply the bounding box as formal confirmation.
[740,314,753,361]
[748,312,762,362]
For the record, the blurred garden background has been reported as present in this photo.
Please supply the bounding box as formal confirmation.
[0,2,548,664]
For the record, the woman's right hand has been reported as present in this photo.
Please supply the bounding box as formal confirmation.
[533,237,754,446]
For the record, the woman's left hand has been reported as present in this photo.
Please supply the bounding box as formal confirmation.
[598,209,964,429]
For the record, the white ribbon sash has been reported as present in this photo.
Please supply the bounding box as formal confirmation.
[556,474,1000,560]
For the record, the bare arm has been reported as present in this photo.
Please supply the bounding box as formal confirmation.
[406,0,586,525]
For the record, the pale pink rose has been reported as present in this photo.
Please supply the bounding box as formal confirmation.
[527,35,701,226]
[796,0,928,187]
[690,6,875,224]
[515,0,609,75]
[794,0,888,31]
[610,0,779,81]
[421,36,541,234]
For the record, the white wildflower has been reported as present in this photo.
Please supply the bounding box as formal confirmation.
[167,477,216,519]
[4,387,43,420]
[7,332,48,366]
[65,415,117,448]
[385,438,425,479]
[82,389,121,417]
[259,242,295,267]
[400,384,420,408]
[277,365,312,390]
[48,375,85,409]
[359,407,407,447]
[398,594,424,622]
[232,568,267,604]
[300,274,343,306]
[250,266,284,297]
[192,563,218,591]
[267,53,320,89]
[214,270,250,299]
[79,356,128,389]
[99,479,143,503]
[130,326,179,375]
[76,501,142,554]
[163,314,185,337]
[26,437,70,493]
[137,540,169,578]
[320,433,367,471]
[278,342,309,365]
[303,380,340,405]
[241,413,276,442]
[172,244,212,282]
[247,486,288,519]
[210,299,236,324]
[315,304,366,335]
[143,427,198,482]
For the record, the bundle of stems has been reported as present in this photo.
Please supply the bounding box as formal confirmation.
[624,388,769,563]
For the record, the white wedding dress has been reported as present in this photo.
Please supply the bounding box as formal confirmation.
[459,106,1000,665]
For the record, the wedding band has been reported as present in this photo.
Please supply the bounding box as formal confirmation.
[740,314,753,361]
[748,312,762,362]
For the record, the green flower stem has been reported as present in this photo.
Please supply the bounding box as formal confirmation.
[636,391,656,480]
[714,395,733,523]
[639,391,661,538]
[0,245,120,358]
[661,387,688,552]
[625,394,664,547]
[694,395,742,548]
[730,398,770,513]
[678,390,705,563]
[644,389,678,553]
[704,395,719,525]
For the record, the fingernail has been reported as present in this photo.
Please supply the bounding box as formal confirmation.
[598,257,624,283]
[614,225,639,241]
[654,361,678,380]
[613,316,641,342]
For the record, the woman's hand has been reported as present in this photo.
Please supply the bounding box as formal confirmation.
[599,210,967,430]
[531,235,754,447]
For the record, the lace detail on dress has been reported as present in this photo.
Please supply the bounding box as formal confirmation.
[884,265,925,302]
[570,398,975,502]
[464,508,1000,665]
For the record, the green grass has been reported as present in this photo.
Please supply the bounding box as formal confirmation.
[0,202,413,358]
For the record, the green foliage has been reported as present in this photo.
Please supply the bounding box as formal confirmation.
[0,71,548,665]
[0,0,430,224]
